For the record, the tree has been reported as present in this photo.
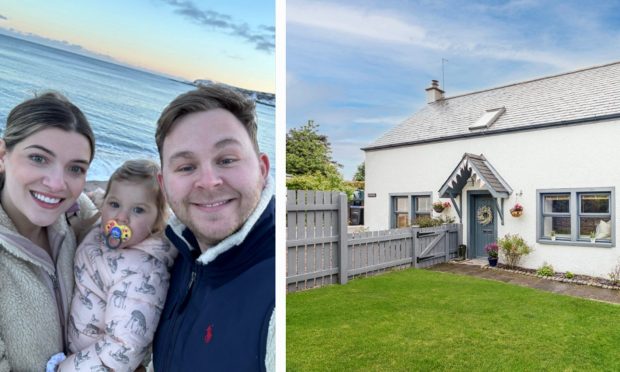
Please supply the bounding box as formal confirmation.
[286,120,353,198]
[286,120,341,177]
[353,162,365,182]
[286,173,355,197]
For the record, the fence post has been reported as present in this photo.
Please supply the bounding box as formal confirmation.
[444,225,450,262]
[458,223,464,257]
[338,192,348,284]
[411,227,419,268]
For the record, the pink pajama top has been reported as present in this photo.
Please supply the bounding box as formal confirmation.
[58,226,176,372]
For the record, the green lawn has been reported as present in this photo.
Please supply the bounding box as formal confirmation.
[287,269,620,371]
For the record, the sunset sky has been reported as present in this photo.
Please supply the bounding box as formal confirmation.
[0,0,275,92]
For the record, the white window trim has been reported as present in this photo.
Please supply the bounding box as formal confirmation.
[536,187,615,248]
[469,107,506,130]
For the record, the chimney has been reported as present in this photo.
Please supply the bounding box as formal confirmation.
[425,79,444,103]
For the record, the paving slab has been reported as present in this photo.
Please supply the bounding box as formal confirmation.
[428,261,620,305]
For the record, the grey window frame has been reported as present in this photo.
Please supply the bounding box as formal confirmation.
[389,192,433,228]
[536,187,615,248]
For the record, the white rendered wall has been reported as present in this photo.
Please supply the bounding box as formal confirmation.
[365,118,620,277]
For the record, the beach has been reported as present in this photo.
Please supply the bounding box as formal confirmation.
[85,180,108,193]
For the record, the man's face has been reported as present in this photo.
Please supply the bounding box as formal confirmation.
[159,108,269,251]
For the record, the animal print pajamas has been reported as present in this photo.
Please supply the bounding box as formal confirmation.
[59,226,176,372]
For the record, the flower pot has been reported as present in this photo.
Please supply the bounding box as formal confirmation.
[510,210,523,217]
[433,206,444,213]
[488,257,498,267]
[590,238,596,243]
[458,244,467,260]
[551,236,556,241]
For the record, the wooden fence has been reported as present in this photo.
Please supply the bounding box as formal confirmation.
[287,190,463,292]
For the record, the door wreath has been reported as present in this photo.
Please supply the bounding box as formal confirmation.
[476,206,493,225]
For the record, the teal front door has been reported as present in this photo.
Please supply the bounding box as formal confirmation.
[470,194,497,258]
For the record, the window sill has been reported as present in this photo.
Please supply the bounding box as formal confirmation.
[537,238,614,248]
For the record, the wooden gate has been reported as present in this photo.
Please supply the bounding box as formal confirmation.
[413,224,462,269]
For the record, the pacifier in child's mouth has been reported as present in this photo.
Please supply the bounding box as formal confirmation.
[103,220,132,249]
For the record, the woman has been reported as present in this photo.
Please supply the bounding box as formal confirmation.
[0,92,99,371]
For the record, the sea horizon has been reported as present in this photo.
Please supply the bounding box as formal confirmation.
[0,33,275,182]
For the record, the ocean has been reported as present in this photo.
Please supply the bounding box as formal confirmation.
[0,33,275,181]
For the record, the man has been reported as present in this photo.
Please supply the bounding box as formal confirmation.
[152,85,274,371]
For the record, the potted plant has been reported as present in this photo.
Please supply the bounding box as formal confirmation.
[432,201,450,213]
[510,202,523,217]
[589,231,596,243]
[485,242,499,267]
[550,230,556,241]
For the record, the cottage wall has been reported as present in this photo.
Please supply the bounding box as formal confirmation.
[365,118,620,277]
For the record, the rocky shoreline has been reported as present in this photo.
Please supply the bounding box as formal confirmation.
[85,180,107,193]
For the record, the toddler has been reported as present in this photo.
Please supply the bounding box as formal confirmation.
[56,159,176,371]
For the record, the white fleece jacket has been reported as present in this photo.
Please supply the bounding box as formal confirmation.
[0,193,98,372]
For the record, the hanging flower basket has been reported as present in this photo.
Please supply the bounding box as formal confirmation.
[476,206,493,225]
[432,201,450,213]
[510,203,524,217]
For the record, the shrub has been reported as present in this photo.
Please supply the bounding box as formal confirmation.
[564,271,574,279]
[412,216,437,228]
[497,233,533,268]
[412,216,455,228]
[537,262,554,277]
[608,260,620,284]
[286,173,355,199]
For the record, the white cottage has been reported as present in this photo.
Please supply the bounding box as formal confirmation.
[363,62,620,278]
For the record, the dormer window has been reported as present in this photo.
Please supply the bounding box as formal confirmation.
[469,107,506,130]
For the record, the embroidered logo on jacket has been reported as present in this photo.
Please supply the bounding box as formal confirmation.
[204,324,214,344]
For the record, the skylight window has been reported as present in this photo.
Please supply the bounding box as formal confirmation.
[469,107,506,130]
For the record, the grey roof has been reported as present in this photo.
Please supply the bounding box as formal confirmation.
[439,153,512,199]
[365,61,620,151]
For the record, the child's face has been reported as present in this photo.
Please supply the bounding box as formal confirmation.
[101,180,159,249]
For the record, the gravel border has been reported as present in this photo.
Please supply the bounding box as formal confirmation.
[483,264,620,290]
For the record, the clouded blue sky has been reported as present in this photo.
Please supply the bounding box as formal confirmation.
[0,0,274,92]
[287,0,620,179]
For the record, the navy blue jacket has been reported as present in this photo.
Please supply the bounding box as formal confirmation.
[153,197,275,371]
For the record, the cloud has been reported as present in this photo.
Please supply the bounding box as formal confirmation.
[468,0,539,13]
[288,1,444,50]
[288,0,620,71]
[353,115,410,126]
[286,72,346,121]
[0,14,7,21]
[160,0,274,53]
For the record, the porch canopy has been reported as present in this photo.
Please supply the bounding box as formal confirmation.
[438,153,513,225]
